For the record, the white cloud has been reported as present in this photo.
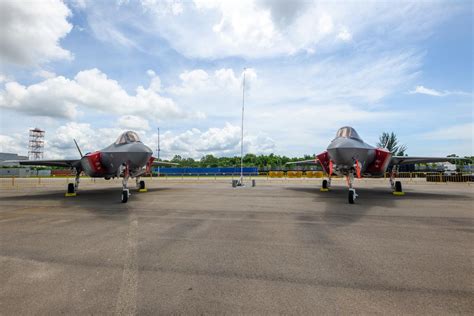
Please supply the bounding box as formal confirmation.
[409,85,470,97]
[169,68,256,95]
[118,115,150,131]
[101,0,452,59]
[0,134,26,154]
[420,123,474,141]
[0,68,203,121]
[0,122,275,159]
[337,28,352,42]
[0,0,73,66]
[160,122,275,159]
[34,70,56,79]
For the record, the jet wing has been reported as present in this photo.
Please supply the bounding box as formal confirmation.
[285,159,320,165]
[390,156,461,165]
[151,160,179,167]
[4,159,80,168]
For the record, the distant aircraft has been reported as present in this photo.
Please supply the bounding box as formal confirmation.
[287,126,460,204]
[11,131,176,203]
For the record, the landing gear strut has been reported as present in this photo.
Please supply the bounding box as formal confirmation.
[121,164,130,203]
[346,172,358,204]
[136,177,146,192]
[321,176,331,192]
[390,165,405,196]
[65,169,80,197]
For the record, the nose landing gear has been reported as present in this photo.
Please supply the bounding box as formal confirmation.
[346,173,357,204]
[65,170,80,197]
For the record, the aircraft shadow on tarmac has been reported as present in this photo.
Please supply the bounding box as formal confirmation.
[286,186,471,226]
[0,187,172,219]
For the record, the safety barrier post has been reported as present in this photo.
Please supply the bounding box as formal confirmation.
[12,177,15,187]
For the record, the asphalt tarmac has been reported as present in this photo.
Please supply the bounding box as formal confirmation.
[1,179,473,314]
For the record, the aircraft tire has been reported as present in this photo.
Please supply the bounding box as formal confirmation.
[395,181,402,192]
[348,190,355,204]
[322,179,328,189]
[67,183,75,193]
[139,180,145,190]
[121,190,128,203]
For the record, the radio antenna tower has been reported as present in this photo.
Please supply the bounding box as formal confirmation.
[28,128,45,160]
[157,127,160,160]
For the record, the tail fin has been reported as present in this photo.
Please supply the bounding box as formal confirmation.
[73,139,83,157]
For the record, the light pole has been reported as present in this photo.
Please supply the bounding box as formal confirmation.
[157,127,160,176]
[239,68,246,186]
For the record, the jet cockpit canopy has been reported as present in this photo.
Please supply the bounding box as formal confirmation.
[115,131,141,145]
[335,126,362,140]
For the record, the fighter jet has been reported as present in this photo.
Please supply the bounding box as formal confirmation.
[287,126,461,204]
[11,131,176,203]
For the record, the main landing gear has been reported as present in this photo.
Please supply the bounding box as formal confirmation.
[390,165,405,196]
[136,177,146,192]
[65,170,80,197]
[321,177,331,192]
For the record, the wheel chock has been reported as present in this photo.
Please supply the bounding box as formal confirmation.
[320,188,329,192]
[138,188,147,192]
[392,191,405,196]
[65,192,77,197]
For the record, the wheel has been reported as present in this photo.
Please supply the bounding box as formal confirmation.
[121,190,128,203]
[67,183,75,193]
[348,190,355,204]
[322,179,328,189]
[139,180,145,190]
[395,181,402,192]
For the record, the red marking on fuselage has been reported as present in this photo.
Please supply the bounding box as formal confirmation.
[316,151,331,174]
[146,156,155,174]
[366,148,392,174]
[85,151,106,175]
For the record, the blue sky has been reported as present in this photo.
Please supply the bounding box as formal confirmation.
[0,0,472,159]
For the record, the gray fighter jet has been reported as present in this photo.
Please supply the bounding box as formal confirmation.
[287,126,461,204]
[13,131,176,203]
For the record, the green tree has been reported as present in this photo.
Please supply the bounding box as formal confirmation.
[377,132,407,156]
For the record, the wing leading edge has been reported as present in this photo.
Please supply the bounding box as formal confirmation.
[285,159,320,165]
[151,159,179,167]
[5,159,81,168]
[390,156,462,165]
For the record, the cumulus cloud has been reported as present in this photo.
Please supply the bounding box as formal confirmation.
[0,134,27,154]
[0,68,203,121]
[169,68,256,95]
[160,123,275,159]
[0,0,73,66]
[34,70,57,79]
[409,85,469,97]
[118,115,150,131]
[88,0,451,59]
[0,122,275,159]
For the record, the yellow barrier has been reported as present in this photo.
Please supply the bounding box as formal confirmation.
[306,171,324,178]
[287,171,303,178]
[269,171,284,178]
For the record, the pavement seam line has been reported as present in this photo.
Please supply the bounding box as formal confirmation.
[115,214,138,315]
